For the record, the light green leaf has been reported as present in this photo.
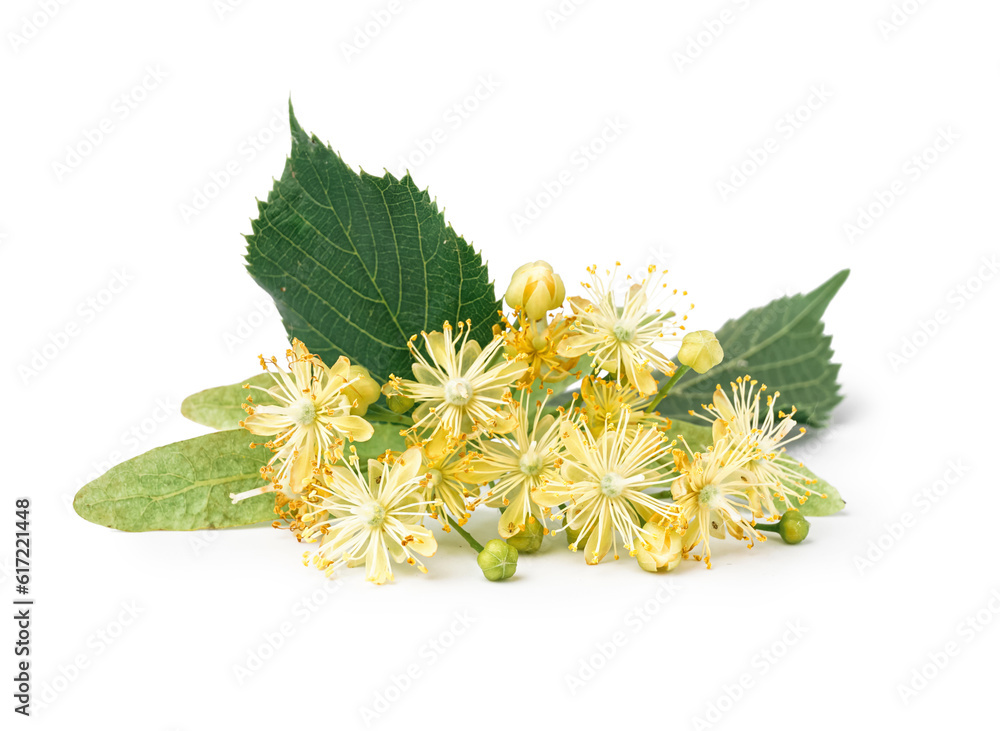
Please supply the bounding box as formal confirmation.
[794,465,846,517]
[663,270,848,428]
[245,103,502,384]
[181,373,276,430]
[74,430,275,532]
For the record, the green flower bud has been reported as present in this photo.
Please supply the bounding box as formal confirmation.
[777,511,810,544]
[506,517,544,553]
[477,539,518,581]
[386,393,415,414]
[676,330,724,374]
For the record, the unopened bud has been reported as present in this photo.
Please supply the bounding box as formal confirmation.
[477,539,518,581]
[386,393,415,414]
[635,521,682,573]
[504,260,565,320]
[506,517,543,553]
[343,365,381,416]
[776,510,810,544]
[676,330,724,374]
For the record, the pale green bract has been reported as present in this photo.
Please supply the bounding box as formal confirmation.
[74,430,275,532]
[181,373,276,430]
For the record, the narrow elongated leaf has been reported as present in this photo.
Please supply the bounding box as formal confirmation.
[663,270,848,428]
[245,104,501,384]
[74,430,275,532]
[181,373,276,430]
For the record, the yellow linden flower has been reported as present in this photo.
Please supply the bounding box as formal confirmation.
[233,339,374,500]
[383,320,528,439]
[411,429,480,527]
[578,376,672,438]
[534,409,681,565]
[693,375,821,519]
[558,264,693,396]
[296,447,438,585]
[502,312,579,387]
[470,390,564,539]
[670,438,768,569]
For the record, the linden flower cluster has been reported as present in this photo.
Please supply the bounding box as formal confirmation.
[233,262,826,584]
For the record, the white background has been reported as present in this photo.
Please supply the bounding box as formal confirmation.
[3,0,998,728]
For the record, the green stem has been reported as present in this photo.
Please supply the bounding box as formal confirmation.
[364,405,414,427]
[756,522,780,533]
[446,514,485,553]
[647,365,690,413]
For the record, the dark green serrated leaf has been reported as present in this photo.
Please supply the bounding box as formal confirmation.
[181,373,277,430]
[74,430,275,532]
[245,103,501,384]
[663,270,848,428]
